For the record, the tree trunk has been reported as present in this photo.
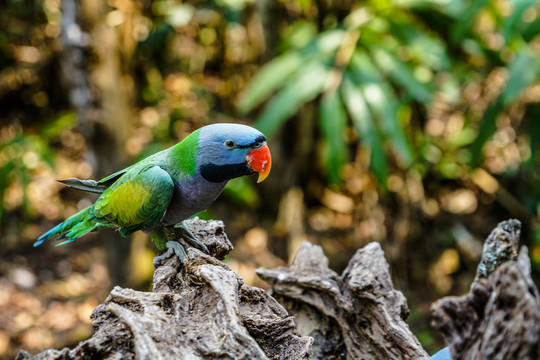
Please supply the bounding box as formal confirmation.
[59,0,134,286]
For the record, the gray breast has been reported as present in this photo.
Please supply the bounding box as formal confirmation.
[161,176,227,226]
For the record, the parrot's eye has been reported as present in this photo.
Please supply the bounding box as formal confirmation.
[253,141,263,149]
[224,140,237,149]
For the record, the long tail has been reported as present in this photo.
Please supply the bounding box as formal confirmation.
[34,207,104,247]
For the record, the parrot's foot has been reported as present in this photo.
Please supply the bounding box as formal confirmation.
[153,241,187,268]
[153,221,210,268]
[173,220,209,255]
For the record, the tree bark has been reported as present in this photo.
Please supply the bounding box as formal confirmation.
[257,241,429,360]
[18,219,539,359]
[17,218,313,360]
[431,219,540,360]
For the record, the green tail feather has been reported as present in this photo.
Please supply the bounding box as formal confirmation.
[34,207,104,247]
[150,228,168,251]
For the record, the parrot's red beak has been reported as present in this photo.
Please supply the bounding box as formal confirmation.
[246,143,272,183]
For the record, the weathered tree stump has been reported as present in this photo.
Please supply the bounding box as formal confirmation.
[17,218,312,360]
[19,218,538,360]
[431,219,540,360]
[257,241,429,360]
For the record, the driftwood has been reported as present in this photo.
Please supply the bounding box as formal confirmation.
[431,219,540,360]
[17,218,540,359]
[257,241,429,360]
[18,218,427,360]
[17,218,312,360]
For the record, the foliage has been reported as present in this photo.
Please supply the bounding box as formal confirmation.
[239,0,540,187]
[0,113,76,225]
[2,0,540,358]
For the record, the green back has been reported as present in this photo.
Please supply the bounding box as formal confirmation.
[169,128,200,178]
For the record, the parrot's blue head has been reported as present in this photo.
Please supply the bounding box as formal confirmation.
[197,123,272,183]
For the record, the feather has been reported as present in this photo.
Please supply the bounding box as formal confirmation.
[34,207,97,246]
[37,123,271,257]
[58,178,108,194]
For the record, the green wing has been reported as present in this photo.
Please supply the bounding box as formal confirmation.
[93,165,174,234]
[97,165,135,187]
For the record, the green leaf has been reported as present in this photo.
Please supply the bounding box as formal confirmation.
[279,19,318,50]
[237,52,305,114]
[522,16,540,41]
[387,18,450,71]
[365,82,414,167]
[450,0,489,44]
[349,51,413,167]
[501,51,538,105]
[26,135,56,169]
[43,112,77,140]
[372,48,433,104]
[307,29,346,54]
[448,127,477,148]
[347,50,382,82]
[397,0,468,16]
[238,29,345,115]
[319,90,348,184]
[342,74,388,183]
[501,0,536,42]
[254,60,330,138]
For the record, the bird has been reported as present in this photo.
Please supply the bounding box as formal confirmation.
[34,123,272,266]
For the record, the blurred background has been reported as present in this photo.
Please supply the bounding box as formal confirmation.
[1,0,540,357]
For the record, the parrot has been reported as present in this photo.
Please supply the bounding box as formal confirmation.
[34,123,272,266]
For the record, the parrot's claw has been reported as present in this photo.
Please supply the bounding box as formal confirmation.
[152,241,187,268]
[173,220,210,255]
[153,222,209,268]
